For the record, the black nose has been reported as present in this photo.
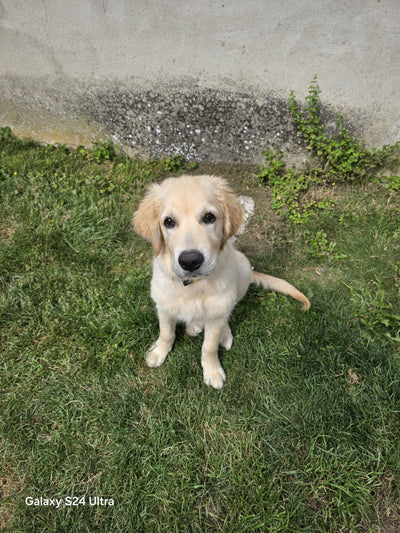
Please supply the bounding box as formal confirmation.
[178,250,204,272]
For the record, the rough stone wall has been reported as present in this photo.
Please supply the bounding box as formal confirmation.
[1,0,399,163]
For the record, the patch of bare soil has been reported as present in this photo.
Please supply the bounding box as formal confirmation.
[372,474,400,533]
[0,473,23,531]
[0,221,15,241]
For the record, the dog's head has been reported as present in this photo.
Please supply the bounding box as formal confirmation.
[133,175,244,279]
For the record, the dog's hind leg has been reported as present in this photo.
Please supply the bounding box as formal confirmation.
[220,324,233,350]
[186,322,204,337]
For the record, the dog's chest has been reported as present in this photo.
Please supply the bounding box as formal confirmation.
[152,279,205,320]
[151,276,235,324]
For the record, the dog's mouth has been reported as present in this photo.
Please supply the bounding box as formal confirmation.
[179,270,207,284]
[175,265,215,284]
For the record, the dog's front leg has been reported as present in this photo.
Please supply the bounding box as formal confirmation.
[146,311,176,368]
[202,318,227,390]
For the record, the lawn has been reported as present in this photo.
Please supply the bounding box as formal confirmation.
[0,128,399,532]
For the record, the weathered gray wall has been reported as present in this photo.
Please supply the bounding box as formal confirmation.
[1,0,399,163]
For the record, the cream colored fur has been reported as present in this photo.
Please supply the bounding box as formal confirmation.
[134,175,310,390]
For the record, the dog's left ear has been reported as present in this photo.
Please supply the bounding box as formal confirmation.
[215,178,244,248]
[133,184,164,255]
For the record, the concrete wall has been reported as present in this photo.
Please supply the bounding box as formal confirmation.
[1,0,399,163]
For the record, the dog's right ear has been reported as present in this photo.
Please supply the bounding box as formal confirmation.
[133,184,164,255]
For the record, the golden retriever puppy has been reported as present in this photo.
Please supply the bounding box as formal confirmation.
[134,175,310,390]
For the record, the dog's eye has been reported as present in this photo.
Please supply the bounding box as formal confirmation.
[203,212,216,224]
[163,217,176,229]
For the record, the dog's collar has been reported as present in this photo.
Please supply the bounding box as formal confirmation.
[183,279,200,286]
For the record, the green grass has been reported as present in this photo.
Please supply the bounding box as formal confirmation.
[1,130,400,532]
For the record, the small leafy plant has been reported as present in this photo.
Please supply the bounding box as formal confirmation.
[162,154,184,172]
[0,126,13,141]
[344,280,400,343]
[259,77,400,223]
[76,140,121,163]
[304,229,347,262]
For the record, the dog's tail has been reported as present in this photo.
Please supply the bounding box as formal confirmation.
[251,271,310,311]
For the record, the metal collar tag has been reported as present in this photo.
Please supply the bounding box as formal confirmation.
[183,279,199,286]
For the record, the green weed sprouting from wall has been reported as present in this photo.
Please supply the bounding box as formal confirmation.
[259,76,400,223]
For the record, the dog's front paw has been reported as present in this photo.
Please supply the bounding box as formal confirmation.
[146,345,168,368]
[203,363,226,390]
